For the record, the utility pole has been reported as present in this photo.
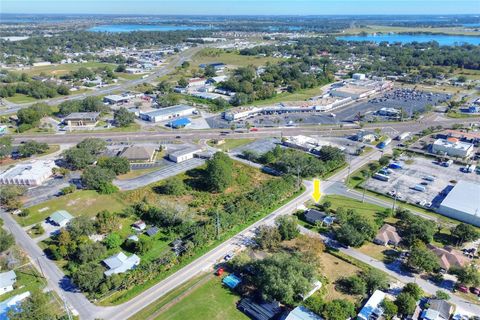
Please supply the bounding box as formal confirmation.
[215,209,220,240]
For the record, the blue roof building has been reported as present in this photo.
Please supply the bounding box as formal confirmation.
[222,274,241,289]
[168,118,192,129]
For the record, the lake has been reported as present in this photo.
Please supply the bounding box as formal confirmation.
[88,24,210,33]
[338,33,480,46]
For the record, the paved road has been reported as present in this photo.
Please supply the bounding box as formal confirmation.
[114,158,205,190]
[10,116,480,145]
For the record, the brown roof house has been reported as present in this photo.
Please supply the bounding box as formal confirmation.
[428,245,469,271]
[373,224,401,246]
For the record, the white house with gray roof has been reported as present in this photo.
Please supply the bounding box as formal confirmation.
[0,271,16,296]
[48,210,74,227]
[103,252,140,276]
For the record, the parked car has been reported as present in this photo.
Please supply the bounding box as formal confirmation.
[470,287,480,295]
[458,284,469,293]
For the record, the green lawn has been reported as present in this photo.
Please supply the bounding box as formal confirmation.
[115,72,146,80]
[152,275,247,320]
[207,138,255,152]
[20,190,128,226]
[0,264,46,302]
[23,62,115,76]
[255,86,325,106]
[192,49,282,68]
[5,94,38,104]
[321,194,387,222]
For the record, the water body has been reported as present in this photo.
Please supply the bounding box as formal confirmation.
[338,33,480,46]
[88,24,210,32]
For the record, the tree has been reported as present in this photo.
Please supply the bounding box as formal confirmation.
[339,275,366,295]
[435,290,450,300]
[407,240,439,273]
[402,283,423,300]
[395,291,417,316]
[115,64,126,72]
[17,140,49,158]
[204,152,233,192]
[114,107,135,127]
[81,166,116,193]
[322,299,356,320]
[362,268,389,295]
[251,253,317,305]
[379,156,390,166]
[68,216,96,239]
[255,225,282,250]
[0,136,13,159]
[96,210,120,234]
[0,229,14,252]
[72,262,105,293]
[160,177,186,195]
[8,292,56,320]
[204,65,217,77]
[76,242,107,264]
[63,148,96,170]
[276,215,299,241]
[451,223,480,245]
[454,265,480,286]
[97,156,130,175]
[76,138,107,155]
[335,211,377,247]
[178,77,188,88]
[0,185,26,211]
[103,233,123,249]
[61,184,76,195]
[381,299,398,320]
[181,61,190,69]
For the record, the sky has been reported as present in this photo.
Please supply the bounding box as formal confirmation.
[1,0,479,15]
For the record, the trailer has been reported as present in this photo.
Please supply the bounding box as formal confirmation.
[396,132,411,141]
[412,184,426,192]
[377,137,392,150]
[373,173,390,181]
[423,176,436,182]
[441,160,453,167]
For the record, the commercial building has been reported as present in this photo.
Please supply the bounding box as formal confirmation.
[63,112,100,128]
[168,146,202,163]
[283,135,345,153]
[437,180,480,227]
[139,105,197,123]
[0,271,16,296]
[357,290,386,320]
[0,160,57,186]
[168,118,192,129]
[103,252,140,276]
[431,138,474,158]
[120,145,157,163]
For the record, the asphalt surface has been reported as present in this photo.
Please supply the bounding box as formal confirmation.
[114,158,205,190]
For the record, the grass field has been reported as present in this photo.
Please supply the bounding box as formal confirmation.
[321,252,362,303]
[151,275,247,320]
[0,264,46,303]
[5,94,38,104]
[192,49,282,68]
[321,194,388,223]
[341,25,480,36]
[255,86,325,106]
[115,72,146,80]
[20,62,115,77]
[117,167,162,180]
[20,190,128,226]
[207,138,255,152]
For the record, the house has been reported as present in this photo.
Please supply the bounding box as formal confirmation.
[421,299,454,320]
[282,306,323,320]
[146,227,159,237]
[303,209,327,224]
[0,292,31,318]
[127,235,139,242]
[63,112,100,128]
[102,252,140,276]
[132,220,146,231]
[357,290,386,320]
[0,271,16,296]
[168,146,202,163]
[355,130,377,143]
[374,224,402,246]
[428,245,469,271]
[120,145,157,163]
[48,210,74,227]
[237,298,282,320]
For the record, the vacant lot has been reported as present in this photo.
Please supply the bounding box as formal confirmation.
[207,138,255,152]
[20,62,115,76]
[22,190,128,226]
[321,252,362,303]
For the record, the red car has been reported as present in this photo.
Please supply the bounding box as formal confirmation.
[250,128,259,132]
[457,284,469,293]
[215,268,224,276]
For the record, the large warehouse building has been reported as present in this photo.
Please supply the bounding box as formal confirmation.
[437,180,480,227]
[139,105,197,123]
[0,160,57,186]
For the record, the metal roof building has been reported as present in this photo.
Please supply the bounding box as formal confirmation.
[139,105,196,123]
[0,160,57,186]
[438,180,480,227]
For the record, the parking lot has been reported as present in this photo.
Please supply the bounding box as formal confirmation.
[205,88,451,129]
[363,155,480,209]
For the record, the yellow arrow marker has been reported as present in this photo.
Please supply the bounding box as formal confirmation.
[312,179,322,203]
